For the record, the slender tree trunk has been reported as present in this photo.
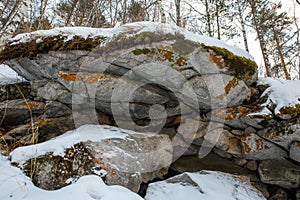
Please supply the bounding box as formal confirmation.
[272,26,290,79]
[175,0,181,27]
[215,1,221,40]
[249,1,271,77]
[0,0,23,37]
[237,0,249,52]
[37,0,49,29]
[204,0,212,37]
[66,0,79,26]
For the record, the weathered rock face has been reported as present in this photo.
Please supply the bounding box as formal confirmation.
[258,159,300,189]
[0,22,299,198]
[10,125,173,192]
[144,170,266,200]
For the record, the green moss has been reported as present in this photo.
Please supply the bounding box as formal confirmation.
[279,104,300,117]
[103,31,178,53]
[172,38,200,55]
[0,35,107,63]
[202,45,258,80]
[132,47,188,67]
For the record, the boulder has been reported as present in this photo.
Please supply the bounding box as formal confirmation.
[10,125,173,192]
[290,141,300,162]
[258,159,300,189]
[0,99,45,127]
[144,170,266,200]
[241,134,288,160]
[257,122,300,150]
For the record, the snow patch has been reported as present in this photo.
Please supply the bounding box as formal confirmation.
[0,64,26,85]
[255,77,300,114]
[145,171,265,200]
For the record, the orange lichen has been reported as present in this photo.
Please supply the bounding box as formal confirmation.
[104,139,110,144]
[20,102,44,109]
[209,52,224,68]
[58,71,108,83]
[217,77,239,100]
[92,158,104,165]
[111,169,117,176]
[241,136,252,153]
[36,119,53,127]
[255,139,264,150]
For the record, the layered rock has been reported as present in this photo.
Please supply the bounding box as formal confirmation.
[0,22,299,198]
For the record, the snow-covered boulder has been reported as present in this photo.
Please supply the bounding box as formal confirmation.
[144,170,266,200]
[10,124,173,192]
[0,22,257,112]
[0,155,143,200]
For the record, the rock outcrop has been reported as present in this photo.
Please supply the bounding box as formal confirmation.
[0,22,299,199]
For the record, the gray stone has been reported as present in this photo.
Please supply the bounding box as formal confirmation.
[245,160,258,171]
[36,81,74,104]
[171,153,259,181]
[289,141,300,163]
[269,188,288,200]
[241,133,288,160]
[44,101,72,118]
[0,99,45,127]
[258,159,300,189]
[257,121,300,150]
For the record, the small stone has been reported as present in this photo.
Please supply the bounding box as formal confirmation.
[245,160,258,171]
[290,141,300,163]
[44,101,71,118]
[245,126,257,135]
[269,188,288,200]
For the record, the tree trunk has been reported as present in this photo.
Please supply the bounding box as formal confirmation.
[66,0,79,26]
[204,0,212,37]
[249,1,271,77]
[215,0,221,40]
[272,26,290,80]
[237,0,249,52]
[175,0,181,27]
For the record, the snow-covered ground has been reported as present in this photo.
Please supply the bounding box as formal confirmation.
[9,21,254,60]
[0,64,26,84]
[255,77,300,115]
[0,155,143,200]
[145,171,265,200]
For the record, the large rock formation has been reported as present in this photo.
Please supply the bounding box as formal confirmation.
[0,22,299,199]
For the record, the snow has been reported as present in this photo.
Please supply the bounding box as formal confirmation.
[255,77,300,114]
[145,171,265,200]
[8,21,254,60]
[10,124,154,164]
[0,64,26,85]
[0,155,143,200]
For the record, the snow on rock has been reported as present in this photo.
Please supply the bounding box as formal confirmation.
[145,170,266,200]
[0,64,26,84]
[9,124,173,192]
[8,21,253,60]
[0,155,143,200]
[10,124,158,164]
[255,77,300,115]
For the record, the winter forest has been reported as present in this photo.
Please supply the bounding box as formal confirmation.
[0,0,299,79]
